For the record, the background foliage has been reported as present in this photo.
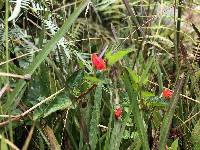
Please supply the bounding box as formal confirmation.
[0,0,200,149]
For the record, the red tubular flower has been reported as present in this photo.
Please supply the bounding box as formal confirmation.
[91,53,106,70]
[114,106,123,120]
[162,89,173,99]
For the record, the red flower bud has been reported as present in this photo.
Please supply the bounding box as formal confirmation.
[162,89,173,99]
[91,53,106,70]
[114,106,123,120]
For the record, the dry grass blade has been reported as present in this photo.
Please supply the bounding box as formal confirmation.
[43,125,61,150]
[0,83,10,98]
[22,122,35,150]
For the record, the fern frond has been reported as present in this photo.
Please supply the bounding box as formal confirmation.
[44,16,71,59]
[8,0,30,21]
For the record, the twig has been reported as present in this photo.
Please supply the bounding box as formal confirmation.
[20,88,64,117]
[0,72,31,80]
[0,115,16,118]
[0,49,41,66]
[76,84,97,103]
[177,111,200,129]
[0,83,10,98]
[0,88,64,127]
[60,109,69,148]
[98,124,108,129]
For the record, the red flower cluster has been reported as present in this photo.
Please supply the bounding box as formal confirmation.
[162,89,173,99]
[91,53,106,71]
[114,106,123,120]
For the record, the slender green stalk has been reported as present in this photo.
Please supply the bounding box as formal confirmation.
[174,0,182,79]
[155,59,163,94]
[5,0,14,144]
[5,0,9,79]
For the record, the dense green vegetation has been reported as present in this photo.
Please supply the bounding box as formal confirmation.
[0,0,200,149]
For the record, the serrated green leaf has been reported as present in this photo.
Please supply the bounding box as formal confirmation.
[110,121,125,150]
[33,94,72,120]
[141,91,155,98]
[106,49,132,66]
[123,130,130,139]
[89,84,102,150]
[144,96,169,108]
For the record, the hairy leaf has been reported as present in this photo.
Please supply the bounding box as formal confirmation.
[33,94,72,120]
[89,84,103,150]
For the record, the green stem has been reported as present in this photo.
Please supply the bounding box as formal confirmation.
[5,0,9,78]
[174,0,182,79]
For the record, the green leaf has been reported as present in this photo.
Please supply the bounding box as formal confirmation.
[33,94,72,120]
[7,0,90,112]
[123,130,130,139]
[67,70,84,88]
[169,138,179,150]
[84,76,103,84]
[89,84,102,150]
[109,121,125,150]
[122,67,150,150]
[144,96,169,108]
[106,49,132,66]
[139,56,154,85]
[191,120,200,150]
[141,91,155,98]
[130,132,142,150]
[127,68,140,83]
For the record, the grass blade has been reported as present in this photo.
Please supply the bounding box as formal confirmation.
[123,68,150,150]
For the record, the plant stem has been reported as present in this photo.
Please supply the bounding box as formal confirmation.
[5,0,9,81]
[174,0,182,79]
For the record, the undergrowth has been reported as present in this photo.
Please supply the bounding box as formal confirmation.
[0,0,200,149]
